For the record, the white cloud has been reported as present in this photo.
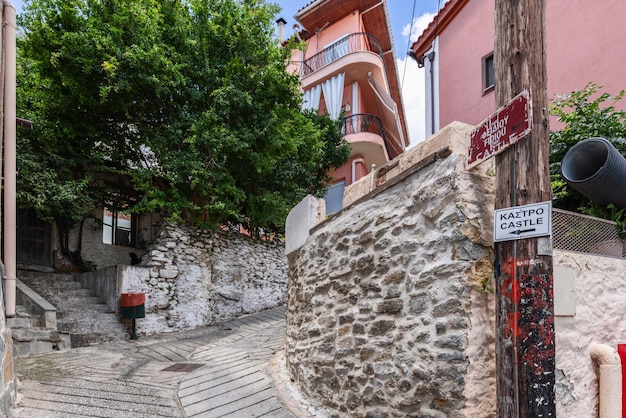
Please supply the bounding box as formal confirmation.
[402,12,436,46]
[398,13,436,147]
[398,58,425,147]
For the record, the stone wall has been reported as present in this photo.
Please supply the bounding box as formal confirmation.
[0,266,16,415]
[286,121,626,417]
[119,223,288,335]
[286,123,498,417]
[0,327,16,416]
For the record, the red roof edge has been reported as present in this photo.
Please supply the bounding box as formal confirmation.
[410,0,469,60]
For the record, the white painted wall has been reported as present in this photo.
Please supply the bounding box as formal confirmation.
[553,251,626,416]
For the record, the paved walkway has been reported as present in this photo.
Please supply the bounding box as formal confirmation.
[8,306,298,418]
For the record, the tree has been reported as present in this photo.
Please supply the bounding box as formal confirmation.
[549,82,626,215]
[17,0,350,251]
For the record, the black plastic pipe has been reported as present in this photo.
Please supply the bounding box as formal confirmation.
[561,137,626,209]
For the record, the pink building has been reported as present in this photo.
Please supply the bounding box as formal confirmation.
[410,0,626,136]
[287,0,409,213]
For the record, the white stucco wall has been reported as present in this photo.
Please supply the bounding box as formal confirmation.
[554,250,626,417]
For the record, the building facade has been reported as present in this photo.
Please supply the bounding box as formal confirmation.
[411,0,626,136]
[287,0,409,214]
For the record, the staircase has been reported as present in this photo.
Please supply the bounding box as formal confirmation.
[9,279,71,358]
[12,271,128,356]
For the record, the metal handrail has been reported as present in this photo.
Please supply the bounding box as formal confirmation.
[341,113,385,138]
[341,113,403,158]
[302,32,383,77]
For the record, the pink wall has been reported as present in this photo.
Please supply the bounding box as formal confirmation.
[329,156,367,187]
[546,0,626,102]
[436,0,626,128]
[303,13,361,59]
[438,0,494,127]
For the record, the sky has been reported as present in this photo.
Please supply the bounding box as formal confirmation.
[10,0,444,145]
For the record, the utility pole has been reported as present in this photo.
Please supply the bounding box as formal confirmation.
[494,0,555,417]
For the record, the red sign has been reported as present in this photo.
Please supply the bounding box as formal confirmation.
[467,90,532,169]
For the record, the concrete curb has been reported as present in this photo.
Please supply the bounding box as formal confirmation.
[268,349,330,418]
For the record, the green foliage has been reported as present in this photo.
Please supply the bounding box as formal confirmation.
[477,274,494,293]
[549,82,626,213]
[17,0,349,241]
[578,203,626,238]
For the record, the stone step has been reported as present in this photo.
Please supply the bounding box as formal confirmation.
[57,318,121,329]
[17,280,81,295]
[53,289,93,300]
[56,294,102,305]
[17,271,76,282]
[17,278,86,308]
[15,305,31,317]
[58,322,124,334]
[12,328,69,343]
[20,281,83,293]
[57,317,124,332]
[59,321,128,347]
[14,270,128,349]
[57,312,124,333]
[21,277,82,286]
[12,328,72,357]
[7,317,32,329]
[69,332,126,348]
[56,302,113,316]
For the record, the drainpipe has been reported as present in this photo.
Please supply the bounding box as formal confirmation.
[589,342,622,418]
[3,1,16,317]
[351,158,364,184]
[427,50,436,137]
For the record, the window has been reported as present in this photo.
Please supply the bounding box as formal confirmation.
[482,52,495,93]
[103,201,136,247]
[324,34,349,66]
[324,181,345,215]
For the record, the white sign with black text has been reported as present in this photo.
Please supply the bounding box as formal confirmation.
[494,201,552,242]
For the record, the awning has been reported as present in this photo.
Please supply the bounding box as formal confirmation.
[368,72,405,152]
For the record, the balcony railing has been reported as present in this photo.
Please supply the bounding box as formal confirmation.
[341,113,385,138]
[302,32,383,77]
[341,114,404,159]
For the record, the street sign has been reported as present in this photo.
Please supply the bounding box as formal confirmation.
[494,201,551,242]
[467,90,532,169]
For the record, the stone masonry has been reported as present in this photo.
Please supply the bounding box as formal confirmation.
[0,265,17,416]
[119,223,288,335]
[285,123,497,417]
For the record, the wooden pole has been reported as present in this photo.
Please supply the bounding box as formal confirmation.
[494,0,555,417]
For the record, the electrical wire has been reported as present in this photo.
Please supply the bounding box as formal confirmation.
[400,0,418,89]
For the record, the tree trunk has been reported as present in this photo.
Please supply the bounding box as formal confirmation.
[58,219,84,266]
[494,0,555,416]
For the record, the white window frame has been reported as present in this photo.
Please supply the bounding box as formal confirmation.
[103,202,135,247]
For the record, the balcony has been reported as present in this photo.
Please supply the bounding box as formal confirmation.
[302,32,383,77]
[341,114,404,161]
